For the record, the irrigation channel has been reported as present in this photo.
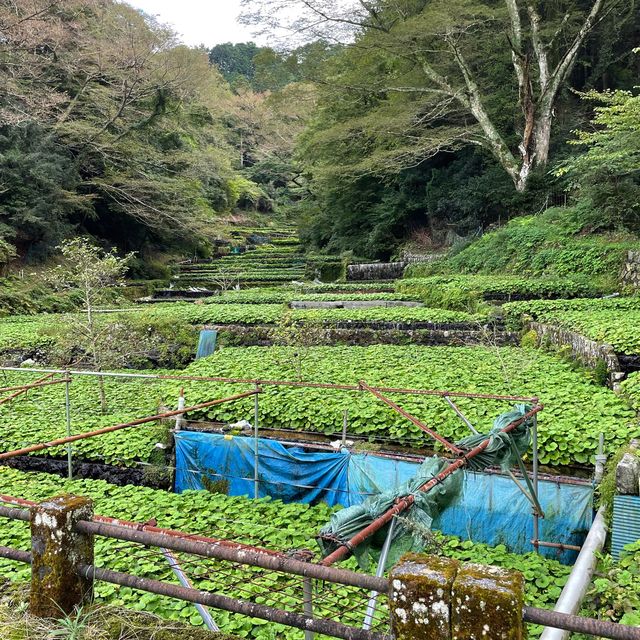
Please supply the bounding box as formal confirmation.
[0,365,633,639]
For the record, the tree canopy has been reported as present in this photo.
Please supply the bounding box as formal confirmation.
[242,0,638,257]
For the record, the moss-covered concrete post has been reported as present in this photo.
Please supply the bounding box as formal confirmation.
[390,554,459,640]
[389,554,525,640]
[452,563,524,640]
[30,495,94,618]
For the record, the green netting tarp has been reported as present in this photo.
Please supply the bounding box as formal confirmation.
[317,404,533,570]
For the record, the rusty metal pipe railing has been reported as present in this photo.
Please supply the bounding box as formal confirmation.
[0,546,30,564]
[0,366,539,402]
[0,372,61,407]
[0,390,260,461]
[0,494,381,592]
[0,374,61,394]
[79,564,390,640]
[523,607,640,640]
[321,404,544,566]
[75,519,387,592]
[534,540,582,552]
[0,545,639,640]
[359,380,463,455]
[0,504,30,521]
[0,499,384,588]
[0,496,287,558]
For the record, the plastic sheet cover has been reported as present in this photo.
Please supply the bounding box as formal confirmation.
[174,431,593,562]
[175,431,350,507]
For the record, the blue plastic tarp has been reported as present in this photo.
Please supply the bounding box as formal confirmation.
[175,431,349,507]
[174,431,593,562]
[195,330,218,359]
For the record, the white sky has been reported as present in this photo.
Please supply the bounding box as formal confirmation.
[126,0,266,47]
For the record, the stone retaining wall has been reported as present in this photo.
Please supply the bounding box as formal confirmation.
[530,321,621,380]
[620,250,640,288]
[346,262,407,281]
[215,324,518,348]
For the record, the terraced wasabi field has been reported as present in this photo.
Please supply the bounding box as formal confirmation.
[0,234,639,638]
[0,344,636,467]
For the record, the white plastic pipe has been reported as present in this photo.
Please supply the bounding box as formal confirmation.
[539,506,607,640]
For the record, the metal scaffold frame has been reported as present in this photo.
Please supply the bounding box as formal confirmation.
[0,365,563,557]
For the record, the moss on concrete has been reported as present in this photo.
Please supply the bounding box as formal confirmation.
[390,553,460,640]
[452,562,525,640]
[29,494,94,618]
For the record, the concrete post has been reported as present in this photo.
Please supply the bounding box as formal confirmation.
[389,554,525,640]
[390,554,459,640]
[30,495,94,618]
[452,563,524,640]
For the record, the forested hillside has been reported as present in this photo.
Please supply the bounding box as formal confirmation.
[1,0,639,265]
[0,0,311,270]
[244,0,638,258]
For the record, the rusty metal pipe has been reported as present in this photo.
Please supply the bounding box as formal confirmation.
[321,404,544,566]
[0,544,638,640]
[534,540,582,552]
[79,564,389,640]
[0,546,30,564]
[0,390,259,461]
[0,373,63,407]
[0,374,60,394]
[76,519,388,592]
[360,380,462,454]
[524,606,640,640]
[0,504,29,521]
[0,493,287,559]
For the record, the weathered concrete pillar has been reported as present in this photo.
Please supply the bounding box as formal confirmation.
[390,554,459,640]
[616,450,640,495]
[30,495,94,618]
[452,563,524,640]
[389,554,525,640]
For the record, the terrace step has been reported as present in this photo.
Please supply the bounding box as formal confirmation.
[290,300,423,309]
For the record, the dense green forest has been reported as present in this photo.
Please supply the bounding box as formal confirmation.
[0,0,639,265]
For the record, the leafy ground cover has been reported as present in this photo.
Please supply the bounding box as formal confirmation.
[0,467,570,638]
[620,373,640,413]
[0,304,486,359]
[203,289,421,304]
[1,343,635,468]
[396,275,612,311]
[284,283,397,293]
[165,345,637,466]
[0,372,166,465]
[503,297,640,355]
[291,306,482,325]
[586,540,640,626]
[0,316,53,353]
[412,206,639,285]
